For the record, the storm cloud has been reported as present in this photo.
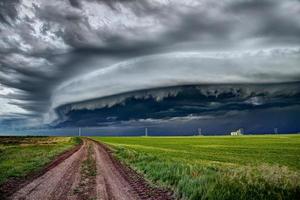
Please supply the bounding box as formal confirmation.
[0,0,300,132]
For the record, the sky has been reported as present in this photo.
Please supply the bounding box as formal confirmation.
[0,0,300,134]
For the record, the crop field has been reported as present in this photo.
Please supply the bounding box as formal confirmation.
[0,136,80,185]
[94,134,300,200]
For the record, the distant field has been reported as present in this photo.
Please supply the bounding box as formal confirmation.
[0,137,80,185]
[94,134,300,200]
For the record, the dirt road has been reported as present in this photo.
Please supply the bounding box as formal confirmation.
[9,139,173,200]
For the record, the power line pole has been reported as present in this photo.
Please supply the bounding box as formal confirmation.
[198,128,202,136]
[145,127,148,137]
[240,128,244,135]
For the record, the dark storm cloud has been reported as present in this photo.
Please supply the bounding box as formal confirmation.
[0,0,300,128]
[0,0,20,24]
[227,0,274,11]
[225,0,300,44]
[54,83,300,128]
[69,0,81,9]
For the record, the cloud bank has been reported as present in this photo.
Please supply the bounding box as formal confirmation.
[54,83,300,134]
[0,0,300,131]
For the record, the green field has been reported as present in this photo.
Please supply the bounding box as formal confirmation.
[0,136,80,185]
[94,134,300,200]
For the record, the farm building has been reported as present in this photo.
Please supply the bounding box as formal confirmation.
[230,129,243,136]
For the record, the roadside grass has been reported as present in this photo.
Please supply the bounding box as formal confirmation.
[0,136,81,185]
[81,144,97,177]
[74,141,97,199]
[93,134,300,200]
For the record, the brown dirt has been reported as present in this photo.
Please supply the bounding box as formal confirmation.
[0,140,83,199]
[92,139,174,200]
[6,138,174,200]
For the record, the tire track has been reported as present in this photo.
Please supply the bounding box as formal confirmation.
[9,138,174,200]
[92,139,174,200]
[10,140,88,200]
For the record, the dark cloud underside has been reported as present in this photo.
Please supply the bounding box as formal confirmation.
[0,0,299,132]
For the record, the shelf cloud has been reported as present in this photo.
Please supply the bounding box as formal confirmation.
[0,0,300,132]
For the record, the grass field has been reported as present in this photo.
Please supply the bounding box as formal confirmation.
[0,136,80,185]
[94,134,300,200]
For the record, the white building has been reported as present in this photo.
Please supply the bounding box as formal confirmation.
[230,129,243,136]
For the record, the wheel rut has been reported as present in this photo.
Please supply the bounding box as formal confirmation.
[9,138,174,200]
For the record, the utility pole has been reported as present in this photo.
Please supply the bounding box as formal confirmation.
[240,128,244,135]
[198,128,202,136]
[78,127,81,137]
[145,127,148,137]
